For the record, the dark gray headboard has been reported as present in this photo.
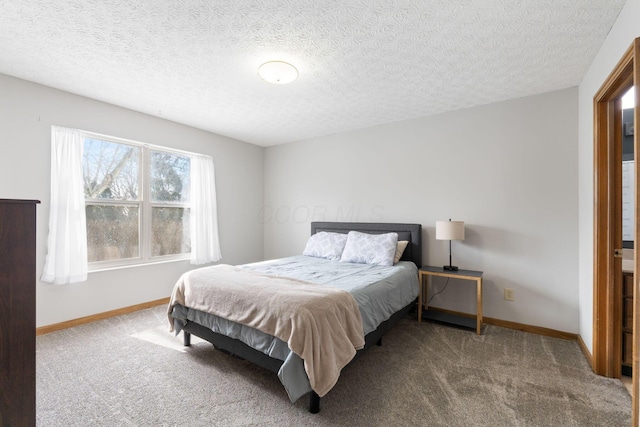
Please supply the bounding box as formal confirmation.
[310,222,422,267]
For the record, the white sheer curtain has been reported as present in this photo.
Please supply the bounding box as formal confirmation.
[41,126,88,284]
[190,154,222,265]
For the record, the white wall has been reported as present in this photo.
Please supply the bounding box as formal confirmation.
[0,74,265,327]
[578,0,640,354]
[264,88,579,333]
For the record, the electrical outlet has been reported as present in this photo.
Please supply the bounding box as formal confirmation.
[504,288,515,301]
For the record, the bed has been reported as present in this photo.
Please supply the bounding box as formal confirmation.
[168,221,422,413]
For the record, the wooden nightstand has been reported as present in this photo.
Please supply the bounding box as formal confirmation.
[418,266,483,335]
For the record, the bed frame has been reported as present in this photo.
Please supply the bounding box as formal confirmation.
[180,221,422,413]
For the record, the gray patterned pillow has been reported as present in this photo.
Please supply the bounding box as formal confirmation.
[302,232,348,261]
[340,231,399,266]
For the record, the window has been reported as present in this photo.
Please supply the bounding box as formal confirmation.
[149,150,191,257]
[42,125,220,284]
[83,135,191,266]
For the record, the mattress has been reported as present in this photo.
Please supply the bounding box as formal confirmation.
[170,255,419,401]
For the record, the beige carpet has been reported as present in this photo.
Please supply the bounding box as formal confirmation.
[36,306,631,426]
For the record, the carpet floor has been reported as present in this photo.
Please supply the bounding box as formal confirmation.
[36,306,631,426]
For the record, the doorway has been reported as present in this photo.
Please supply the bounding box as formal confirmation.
[593,38,639,425]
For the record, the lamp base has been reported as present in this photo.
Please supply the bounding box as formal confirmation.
[443,265,459,271]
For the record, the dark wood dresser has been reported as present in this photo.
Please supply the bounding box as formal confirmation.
[0,199,39,426]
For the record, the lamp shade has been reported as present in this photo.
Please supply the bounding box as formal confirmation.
[436,220,465,241]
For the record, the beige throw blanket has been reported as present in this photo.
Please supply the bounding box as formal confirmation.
[168,264,365,397]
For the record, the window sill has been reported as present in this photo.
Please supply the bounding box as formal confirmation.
[88,256,190,274]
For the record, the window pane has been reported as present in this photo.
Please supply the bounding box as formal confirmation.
[150,151,190,203]
[83,138,140,200]
[152,207,190,256]
[86,205,140,261]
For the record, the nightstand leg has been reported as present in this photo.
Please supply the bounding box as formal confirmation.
[417,273,423,322]
[476,277,483,335]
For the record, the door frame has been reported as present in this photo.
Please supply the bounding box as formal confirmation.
[593,37,639,425]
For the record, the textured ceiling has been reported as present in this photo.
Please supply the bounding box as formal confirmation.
[0,0,627,146]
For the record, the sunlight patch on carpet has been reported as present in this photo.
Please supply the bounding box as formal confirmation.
[130,326,204,352]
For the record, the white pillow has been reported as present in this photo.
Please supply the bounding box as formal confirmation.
[340,231,399,266]
[394,240,409,264]
[302,232,348,261]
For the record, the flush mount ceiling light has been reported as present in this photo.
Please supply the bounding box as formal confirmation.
[258,61,298,84]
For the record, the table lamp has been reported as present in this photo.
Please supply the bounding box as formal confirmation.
[436,219,465,271]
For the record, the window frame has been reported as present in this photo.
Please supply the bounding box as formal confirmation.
[83,131,192,271]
